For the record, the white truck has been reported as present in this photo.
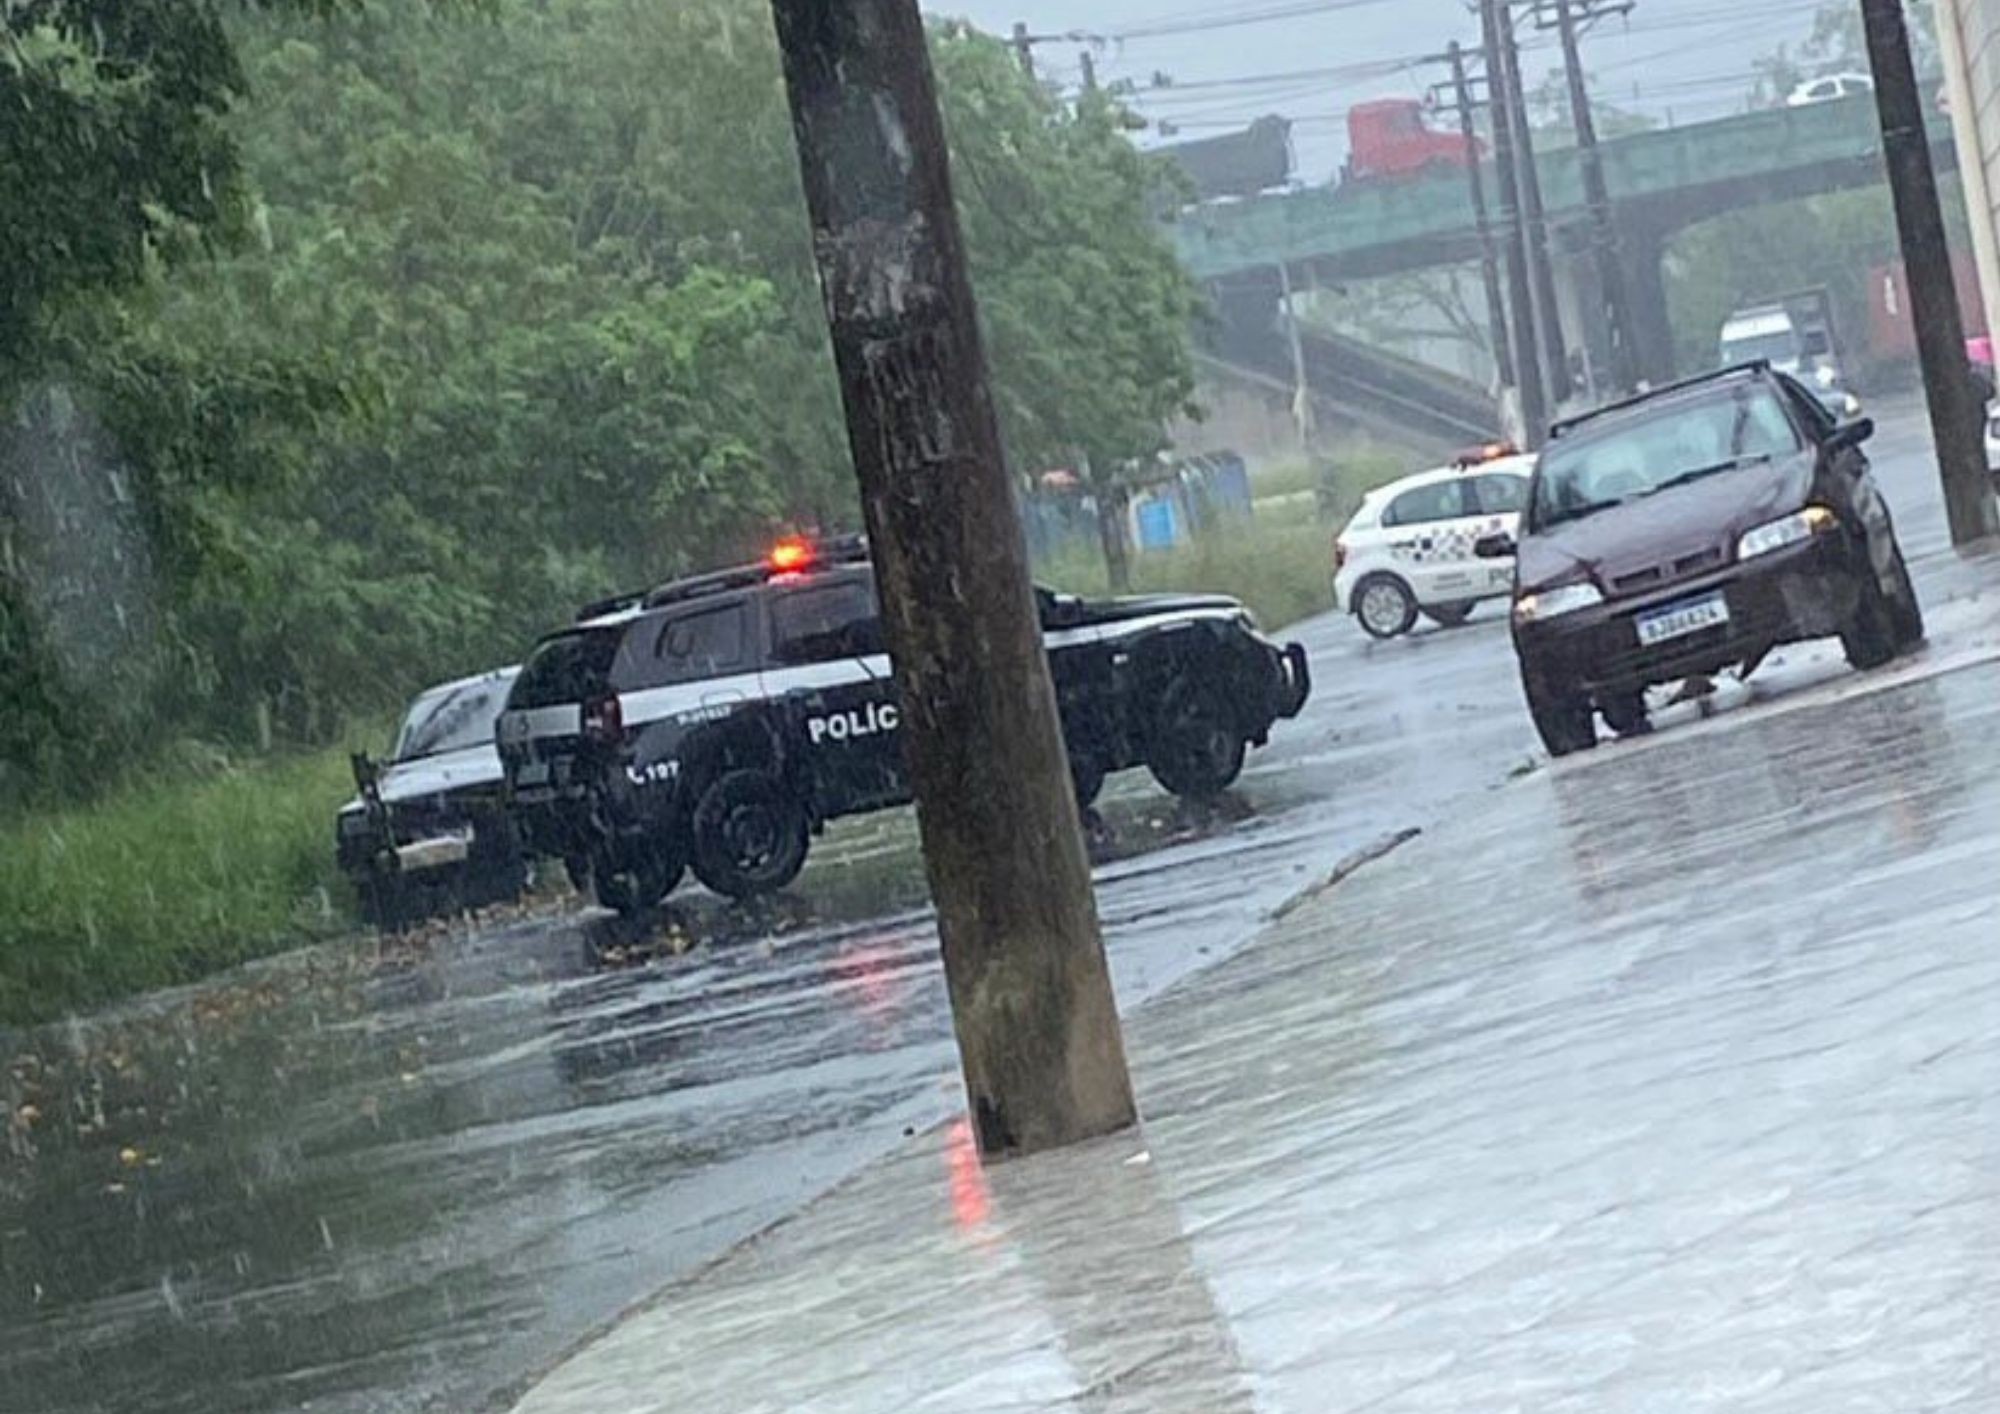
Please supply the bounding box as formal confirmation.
[1719,288,1860,418]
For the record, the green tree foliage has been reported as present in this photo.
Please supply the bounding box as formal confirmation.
[0,0,1198,801]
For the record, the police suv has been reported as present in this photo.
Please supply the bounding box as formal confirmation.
[497,537,1311,912]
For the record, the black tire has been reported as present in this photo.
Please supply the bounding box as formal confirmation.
[1887,546,1925,651]
[1422,602,1475,629]
[1148,681,1248,799]
[1523,668,1597,758]
[590,837,686,915]
[690,770,811,901]
[1598,690,1653,740]
[358,869,412,933]
[1841,558,1898,671]
[464,817,528,909]
[1354,574,1418,640]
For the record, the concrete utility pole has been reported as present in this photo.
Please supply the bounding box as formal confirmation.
[1479,0,1550,443]
[1858,0,2000,547]
[767,0,1138,1157]
[1494,0,1572,405]
[1012,20,1036,78]
[1548,0,1638,395]
[1444,42,1519,403]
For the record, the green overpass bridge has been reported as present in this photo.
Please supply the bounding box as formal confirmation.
[1174,95,1952,385]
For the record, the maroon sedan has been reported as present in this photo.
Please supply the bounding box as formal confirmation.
[1481,363,1924,756]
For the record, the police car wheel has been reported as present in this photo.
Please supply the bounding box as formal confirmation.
[1148,684,1247,800]
[1355,576,1418,640]
[691,770,810,901]
[590,841,685,915]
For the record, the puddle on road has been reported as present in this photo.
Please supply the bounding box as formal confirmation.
[0,768,1339,1414]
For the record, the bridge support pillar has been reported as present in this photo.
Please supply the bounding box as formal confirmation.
[1617,223,1678,388]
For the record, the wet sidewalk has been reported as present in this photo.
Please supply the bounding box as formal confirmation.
[514,630,2000,1413]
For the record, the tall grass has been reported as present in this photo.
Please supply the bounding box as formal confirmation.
[0,748,356,1026]
[1041,514,1335,631]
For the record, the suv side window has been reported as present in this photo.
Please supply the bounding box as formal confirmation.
[1382,480,1471,528]
[638,602,749,686]
[1473,473,1528,515]
[770,582,882,665]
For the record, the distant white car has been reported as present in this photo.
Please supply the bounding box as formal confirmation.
[1333,449,1534,640]
[1787,73,1874,107]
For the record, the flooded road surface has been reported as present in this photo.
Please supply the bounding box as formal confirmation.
[1,400,1983,1414]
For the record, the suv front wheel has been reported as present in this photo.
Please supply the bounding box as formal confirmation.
[690,770,811,900]
[1148,681,1247,799]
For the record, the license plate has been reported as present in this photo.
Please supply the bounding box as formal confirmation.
[1637,591,1730,647]
[515,761,551,787]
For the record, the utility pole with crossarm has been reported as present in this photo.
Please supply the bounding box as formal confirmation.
[766,0,1139,1158]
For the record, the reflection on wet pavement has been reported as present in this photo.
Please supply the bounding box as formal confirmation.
[513,661,2000,1414]
[0,599,1537,1414]
[4,401,1989,1413]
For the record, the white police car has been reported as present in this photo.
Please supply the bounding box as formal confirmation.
[1332,447,1534,640]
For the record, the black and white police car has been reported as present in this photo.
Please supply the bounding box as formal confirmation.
[337,666,528,928]
[497,536,1311,913]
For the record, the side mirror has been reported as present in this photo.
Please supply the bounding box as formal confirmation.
[1474,532,1516,560]
[1827,416,1875,451]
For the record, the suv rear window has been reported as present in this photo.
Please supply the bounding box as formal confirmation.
[770,582,880,664]
[615,601,751,689]
[513,628,621,708]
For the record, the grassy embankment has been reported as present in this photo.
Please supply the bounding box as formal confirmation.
[0,749,358,1027]
[0,446,1417,1028]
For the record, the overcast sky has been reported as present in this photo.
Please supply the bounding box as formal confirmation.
[933,0,1845,180]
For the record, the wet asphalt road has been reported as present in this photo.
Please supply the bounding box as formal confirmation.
[0,397,1987,1414]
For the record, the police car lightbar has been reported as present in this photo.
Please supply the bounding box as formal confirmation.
[769,535,815,574]
[633,534,874,613]
[1453,441,1520,469]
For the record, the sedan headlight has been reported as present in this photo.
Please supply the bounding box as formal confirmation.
[1815,365,1838,388]
[1738,505,1838,560]
[1514,582,1603,623]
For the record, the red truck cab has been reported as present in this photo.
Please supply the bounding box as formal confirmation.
[1346,99,1478,182]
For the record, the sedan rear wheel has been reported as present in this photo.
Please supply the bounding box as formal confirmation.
[1355,575,1418,640]
[1887,546,1925,651]
[1840,561,1898,671]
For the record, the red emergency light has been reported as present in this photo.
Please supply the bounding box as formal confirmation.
[768,536,816,574]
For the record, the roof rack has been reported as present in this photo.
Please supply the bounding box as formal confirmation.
[1548,361,1771,441]
[575,533,872,623]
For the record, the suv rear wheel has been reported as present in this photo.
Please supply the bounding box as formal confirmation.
[1148,681,1247,799]
[591,837,686,915]
[691,770,811,900]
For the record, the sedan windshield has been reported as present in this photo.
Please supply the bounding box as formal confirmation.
[393,676,514,762]
[1532,385,1802,531]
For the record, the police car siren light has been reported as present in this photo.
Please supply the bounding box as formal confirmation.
[768,535,817,574]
